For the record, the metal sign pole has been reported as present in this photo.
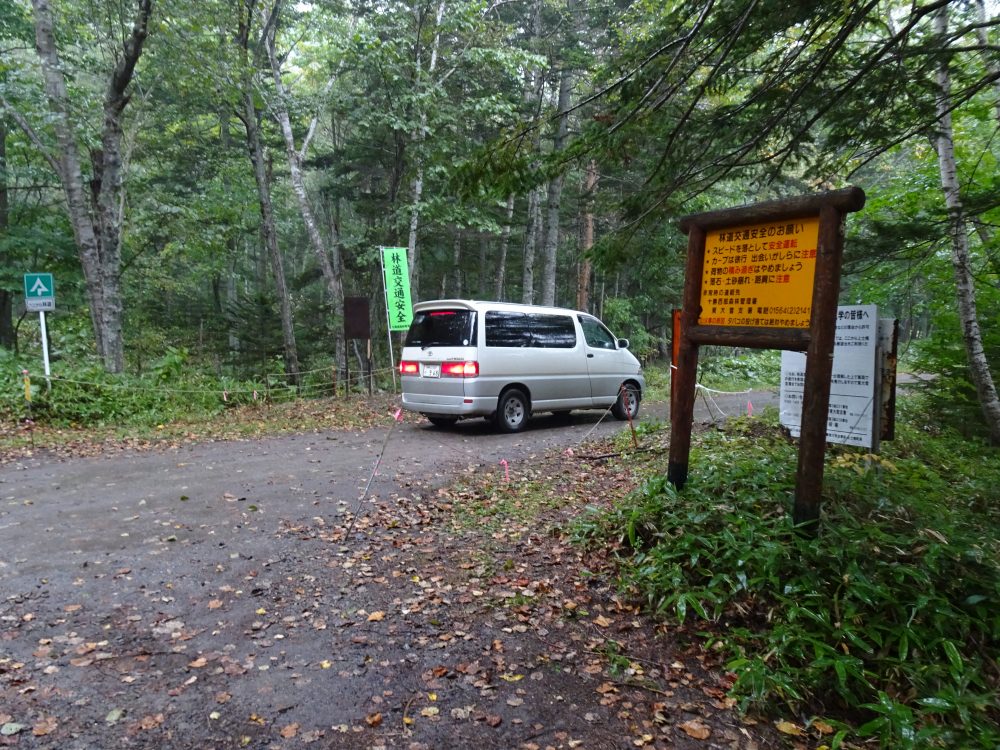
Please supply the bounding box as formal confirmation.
[379,247,398,391]
[39,311,52,389]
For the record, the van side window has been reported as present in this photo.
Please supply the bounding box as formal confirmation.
[580,315,617,350]
[485,311,530,347]
[529,314,576,348]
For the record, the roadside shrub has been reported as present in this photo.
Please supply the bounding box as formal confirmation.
[697,349,782,391]
[601,297,659,362]
[578,415,1000,748]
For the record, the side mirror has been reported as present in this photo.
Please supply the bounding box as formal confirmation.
[617,338,630,349]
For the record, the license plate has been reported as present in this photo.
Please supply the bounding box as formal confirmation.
[421,364,440,378]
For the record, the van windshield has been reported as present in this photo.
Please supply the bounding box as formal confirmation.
[405,309,477,347]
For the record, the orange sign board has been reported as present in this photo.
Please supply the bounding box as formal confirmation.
[699,216,819,328]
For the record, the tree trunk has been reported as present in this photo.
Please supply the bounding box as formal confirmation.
[540,62,573,307]
[577,160,597,311]
[406,0,446,303]
[23,0,151,373]
[0,118,13,349]
[266,27,345,377]
[522,187,541,304]
[478,235,488,298]
[235,0,298,386]
[934,6,1000,443]
[495,194,515,300]
[452,231,463,297]
[241,92,300,386]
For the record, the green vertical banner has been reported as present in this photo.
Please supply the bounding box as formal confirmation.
[381,247,413,332]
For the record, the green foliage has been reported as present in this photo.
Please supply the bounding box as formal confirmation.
[578,415,1000,747]
[698,349,781,391]
[0,348,299,427]
[600,296,658,361]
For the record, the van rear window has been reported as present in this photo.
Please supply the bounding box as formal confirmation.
[405,310,477,347]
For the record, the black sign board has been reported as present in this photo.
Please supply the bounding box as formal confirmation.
[344,297,371,340]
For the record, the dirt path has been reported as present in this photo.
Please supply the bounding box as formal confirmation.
[0,392,781,749]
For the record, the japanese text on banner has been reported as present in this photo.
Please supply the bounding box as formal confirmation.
[381,247,413,332]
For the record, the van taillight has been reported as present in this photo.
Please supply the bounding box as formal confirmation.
[442,361,479,377]
[400,361,419,375]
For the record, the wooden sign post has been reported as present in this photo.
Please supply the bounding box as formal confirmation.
[668,188,866,532]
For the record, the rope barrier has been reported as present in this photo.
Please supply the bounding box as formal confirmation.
[16,365,399,401]
[343,407,404,539]
[694,383,753,395]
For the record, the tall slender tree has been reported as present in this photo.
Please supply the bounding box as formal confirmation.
[932,3,1000,443]
[265,4,347,379]
[2,0,152,372]
[235,0,299,385]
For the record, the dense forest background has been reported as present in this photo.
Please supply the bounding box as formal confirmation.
[1,0,998,433]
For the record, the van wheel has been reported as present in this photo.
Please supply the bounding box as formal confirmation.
[612,383,641,421]
[426,415,458,428]
[496,389,529,433]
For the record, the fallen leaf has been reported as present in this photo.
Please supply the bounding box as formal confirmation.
[419,707,439,717]
[594,615,612,627]
[812,719,835,735]
[208,599,223,610]
[367,611,385,622]
[280,723,299,738]
[678,719,711,740]
[775,719,804,736]
[32,717,58,737]
[138,714,164,731]
[365,712,382,727]
[188,657,207,668]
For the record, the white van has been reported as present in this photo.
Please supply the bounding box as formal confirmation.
[399,299,645,432]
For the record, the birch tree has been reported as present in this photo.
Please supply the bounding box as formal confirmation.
[235,0,300,385]
[1,0,152,372]
[264,3,346,378]
[932,4,1000,443]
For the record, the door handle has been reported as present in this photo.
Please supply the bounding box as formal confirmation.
[587,353,594,358]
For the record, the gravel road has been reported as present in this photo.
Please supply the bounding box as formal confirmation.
[0,390,780,750]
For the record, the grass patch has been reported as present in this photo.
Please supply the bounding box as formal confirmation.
[575,413,1000,748]
[450,472,568,535]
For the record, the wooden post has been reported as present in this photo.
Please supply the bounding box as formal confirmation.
[793,204,845,532]
[668,225,705,489]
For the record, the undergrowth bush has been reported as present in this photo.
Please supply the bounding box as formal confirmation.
[577,415,1000,748]
[698,349,781,390]
[1,350,305,427]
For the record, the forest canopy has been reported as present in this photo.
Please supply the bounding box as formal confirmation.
[1,0,998,434]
